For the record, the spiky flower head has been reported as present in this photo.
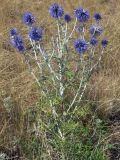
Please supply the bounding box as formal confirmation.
[29,27,43,41]
[101,39,108,48]
[75,7,90,22]
[74,39,88,54]
[94,13,102,21]
[49,3,64,18]
[90,38,98,46]
[23,12,35,26]
[64,14,71,23]
[89,25,103,37]
[10,28,18,36]
[10,35,25,52]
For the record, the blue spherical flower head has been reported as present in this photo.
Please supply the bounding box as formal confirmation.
[11,35,23,48]
[29,27,43,41]
[74,39,88,54]
[23,12,35,26]
[90,38,98,46]
[94,13,102,21]
[90,25,103,37]
[64,14,71,23]
[10,35,25,52]
[75,7,90,22]
[10,28,18,36]
[49,3,64,18]
[101,39,108,48]
[17,45,25,52]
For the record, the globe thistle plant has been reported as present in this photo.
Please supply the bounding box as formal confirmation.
[9,3,108,157]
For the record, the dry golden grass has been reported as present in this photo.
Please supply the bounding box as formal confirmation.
[0,0,120,151]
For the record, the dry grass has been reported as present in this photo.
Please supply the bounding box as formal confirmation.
[0,0,120,154]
